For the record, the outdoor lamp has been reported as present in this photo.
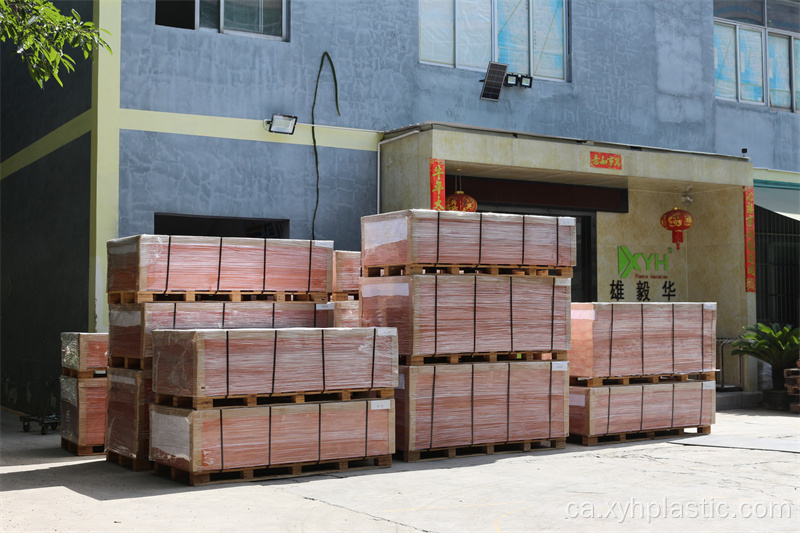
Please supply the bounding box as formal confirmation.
[265,114,298,135]
[504,73,519,86]
[519,75,533,88]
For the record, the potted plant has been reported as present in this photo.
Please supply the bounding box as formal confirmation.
[731,323,800,410]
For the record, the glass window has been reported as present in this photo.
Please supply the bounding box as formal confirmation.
[157,0,286,39]
[768,33,792,107]
[420,0,455,65]
[739,28,765,102]
[714,0,766,25]
[224,0,283,37]
[715,23,738,98]
[532,0,565,79]
[498,0,531,75]
[767,0,800,33]
[457,0,492,69]
[795,39,800,106]
[419,0,568,80]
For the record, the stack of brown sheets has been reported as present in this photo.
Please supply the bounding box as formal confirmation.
[360,275,571,356]
[361,210,576,268]
[107,235,333,293]
[60,333,108,454]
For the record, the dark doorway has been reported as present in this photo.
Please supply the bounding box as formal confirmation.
[755,206,800,327]
[154,213,290,239]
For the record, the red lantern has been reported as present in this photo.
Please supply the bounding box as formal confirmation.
[660,207,694,250]
[445,191,478,212]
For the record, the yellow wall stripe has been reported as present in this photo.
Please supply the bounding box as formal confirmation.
[0,110,94,180]
[118,108,382,152]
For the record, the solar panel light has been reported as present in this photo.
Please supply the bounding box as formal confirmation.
[480,62,508,101]
[519,75,533,88]
[504,73,520,86]
[264,113,298,135]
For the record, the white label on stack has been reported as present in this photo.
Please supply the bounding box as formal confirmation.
[552,361,569,371]
[569,394,585,407]
[370,400,391,410]
[703,381,715,390]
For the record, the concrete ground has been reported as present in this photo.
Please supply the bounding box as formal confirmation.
[1,407,798,533]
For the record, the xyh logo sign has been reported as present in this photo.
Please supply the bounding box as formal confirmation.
[618,246,669,278]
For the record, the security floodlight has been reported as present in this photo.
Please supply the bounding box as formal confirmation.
[265,114,298,134]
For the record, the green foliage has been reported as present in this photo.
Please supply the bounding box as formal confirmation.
[0,0,111,88]
[731,323,800,390]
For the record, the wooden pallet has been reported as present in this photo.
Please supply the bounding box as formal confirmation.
[331,291,359,301]
[153,455,392,486]
[108,290,329,305]
[106,450,152,472]
[569,425,712,446]
[790,403,799,414]
[401,350,568,366]
[154,387,394,410]
[398,437,566,463]
[108,355,152,370]
[363,264,573,278]
[61,367,107,379]
[570,371,716,387]
[61,437,104,456]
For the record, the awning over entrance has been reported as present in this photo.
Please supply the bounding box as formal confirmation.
[754,177,800,222]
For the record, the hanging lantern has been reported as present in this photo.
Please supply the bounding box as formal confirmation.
[660,207,694,250]
[445,191,478,212]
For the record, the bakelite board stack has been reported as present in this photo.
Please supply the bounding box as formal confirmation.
[331,250,361,328]
[568,302,717,445]
[104,235,377,479]
[149,327,398,485]
[60,332,108,455]
[360,209,574,461]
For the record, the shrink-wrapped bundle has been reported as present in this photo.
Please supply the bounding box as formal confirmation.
[152,327,398,398]
[107,235,333,293]
[333,251,361,293]
[361,210,576,268]
[109,302,334,362]
[105,368,153,461]
[61,332,108,372]
[360,275,571,356]
[568,381,715,436]
[60,376,107,447]
[332,301,361,328]
[150,399,395,472]
[395,361,568,451]
[569,302,716,378]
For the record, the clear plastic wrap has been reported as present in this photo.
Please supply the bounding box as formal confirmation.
[152,327,398,398]
[105,368,153,460]
[568,381,715,437]
[107,235,333,293]
[361,210,576,268]
[333,251,361,293]
[109,302,335,361]
[395,361,568,452]
[60,332,108,371]
[360,274,571,356]
[333,301,361,328]
[149,399,394,472]
[569,302,717,378]
[60,376,107,446]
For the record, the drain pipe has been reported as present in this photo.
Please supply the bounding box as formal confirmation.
[376,130,420,214]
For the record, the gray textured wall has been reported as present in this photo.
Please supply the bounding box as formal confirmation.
[0,0,93,159]
[1,135,91,415]
[118,131,375,251]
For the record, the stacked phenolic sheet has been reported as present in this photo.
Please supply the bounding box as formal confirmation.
[360,274,571,357]
[360,209,574,460]
[569,381,716,439]
[333,251,361,293]
[60,333,108,455]
[151,327,398,399]
[568,302,717,443]
[149,326,398,483]
[361,210,576,268]
[105,367,153,468]
[569,302,717,378]
[396,362,568,451]
[107,235,333,294]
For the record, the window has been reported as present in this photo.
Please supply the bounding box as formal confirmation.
[419,0,568,81]
[713,0,800,111]
[156,0,288,40]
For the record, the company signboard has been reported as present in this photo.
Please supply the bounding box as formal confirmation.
[608,246,679,302]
